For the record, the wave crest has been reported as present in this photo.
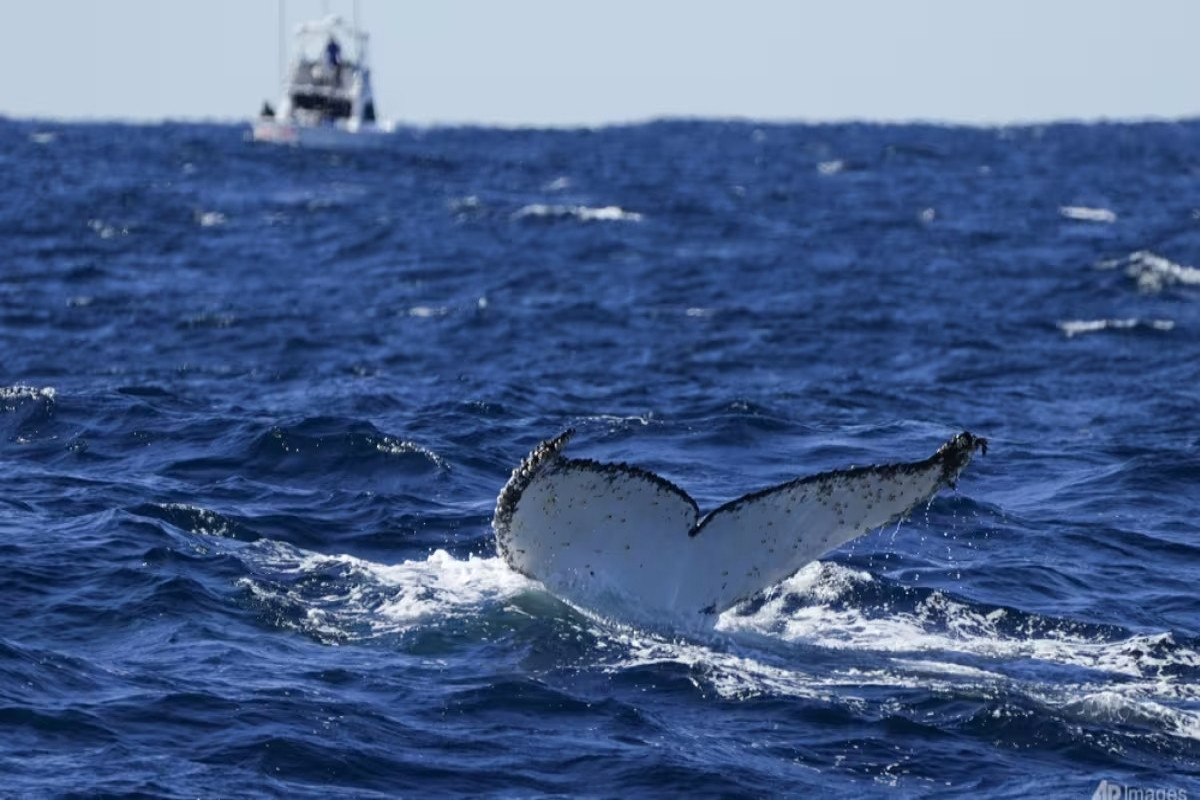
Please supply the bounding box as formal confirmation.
[512,204,643,223]
[1099,250,1200,293]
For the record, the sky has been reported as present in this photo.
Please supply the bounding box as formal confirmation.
[3,0,1199,127]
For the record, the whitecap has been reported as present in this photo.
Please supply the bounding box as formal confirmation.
[512,204,643,223]
[1098,250,1200,293]
[447,195,483,213]
[1060,205,1117,223]
[1057,318,1175,338]
[1060,692,1200,741]
[87,218,127,239]
[578,413,655,427]
[0,385,56,410]
[407,306,449,318]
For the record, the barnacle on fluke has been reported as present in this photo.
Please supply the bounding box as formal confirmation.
[493,430,987,625]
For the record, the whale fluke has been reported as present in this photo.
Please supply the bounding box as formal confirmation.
[493,430,987,624]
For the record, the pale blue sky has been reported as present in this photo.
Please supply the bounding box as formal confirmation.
[3,0,1198,126]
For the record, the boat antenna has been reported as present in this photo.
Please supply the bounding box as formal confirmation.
[277,0,285,90]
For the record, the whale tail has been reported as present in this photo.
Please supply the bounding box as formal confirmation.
[493,430,986,624]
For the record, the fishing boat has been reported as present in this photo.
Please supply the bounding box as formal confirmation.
[252,14,392,148]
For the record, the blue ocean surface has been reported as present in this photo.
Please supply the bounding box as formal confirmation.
[1,117,1198,798]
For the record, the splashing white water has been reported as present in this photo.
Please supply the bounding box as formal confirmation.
[233,541,1200,740]
[238,543,535,639]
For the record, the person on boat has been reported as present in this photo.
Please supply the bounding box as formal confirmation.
[325,35,342,80]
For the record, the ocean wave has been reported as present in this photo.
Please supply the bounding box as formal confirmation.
[511,204,643,223]
[406,305,450,318]
[0,385,56,409]
[230,541,1200,745]
[0,386,57,445]
[86,218,129,239]
[1060,205,1117,223]
[9,117,1200,794]
[1098,250,1200,293]
[246,419,450,474]
[447,194,485,217]
[718,562,1200,684]
[576,412,657,431]
[1059,692,1200,742]
[237,545,533,642]
[1057,318,1175,338]
[194,210,227,228]
[134,502,259,541]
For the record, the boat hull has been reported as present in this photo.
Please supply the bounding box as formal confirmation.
[250,119,393,150]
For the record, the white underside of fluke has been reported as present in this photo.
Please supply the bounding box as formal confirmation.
[493,430,986,627]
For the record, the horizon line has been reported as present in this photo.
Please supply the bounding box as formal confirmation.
[4,110,1198,131]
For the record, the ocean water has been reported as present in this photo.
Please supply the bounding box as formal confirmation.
[1,116,1198,798]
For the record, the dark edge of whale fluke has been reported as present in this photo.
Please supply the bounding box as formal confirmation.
[556,457,700,518]
[935,431,988,488]
[493,429,574,548]
[688,430,987,537]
